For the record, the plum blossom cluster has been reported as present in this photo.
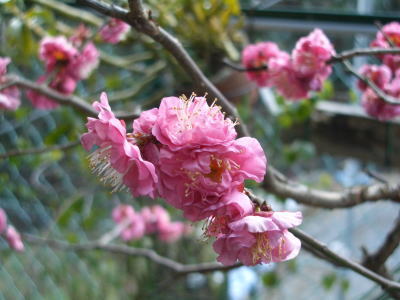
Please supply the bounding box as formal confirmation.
[112,204,190,243]
[81,92,302,266]
[0,208,24,252]
[99,18,130,44]
[27,26,99,109]
[0,57,20,111]
[356,22,400,120]
[242,29,335,100]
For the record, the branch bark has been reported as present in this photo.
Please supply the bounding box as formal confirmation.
[24,234,241,275]
[263,167,400,208]
[0,141,80,160]
[1,75,139,121]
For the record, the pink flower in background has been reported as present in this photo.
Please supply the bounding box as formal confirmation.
[213,211,302,266]
[268,55,310,100]
[5,226,24,252]
[99,18,130,44]
[153,95,237,151]
[112,205,145,241]
[0,57,20,110]
[141,205,171,234]
[361,88,400,121]
[292,29,335,78]
[69,24,91,48]
[39,36,78,73]
[158,222,189,243]
[242,42,288,86]
[371,22,400,72]
[357,64,392,91]
[70,42,99,80]
[26,74,77,109]
[113,204,190,243]
[0,208,7,234]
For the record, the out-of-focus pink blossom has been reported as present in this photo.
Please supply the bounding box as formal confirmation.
[213,211,302,266]
[158,222,189,243]
[268,53,310,100]
[371,22,400,72]
[357,64,392,91]
[39,36,78,73]
[292,29,335,78]
[242,42,287,86]
[0,208,7,234]
[99,19,130,44]
[112,205,145,241]
[70,42,99,80]
[153,95,237,151]
[5,226,24,252]
[0,57,20,111]
[361,88,400,121]
[141,205,170,234]
[26,74,77,109]
[69,24,91,48]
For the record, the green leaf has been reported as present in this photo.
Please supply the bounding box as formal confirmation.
[262,272,280,288]
[322,273,337,291]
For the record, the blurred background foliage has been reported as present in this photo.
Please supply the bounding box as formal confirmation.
[0,0,400,299]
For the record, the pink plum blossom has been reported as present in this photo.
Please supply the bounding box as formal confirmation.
[158,222,188,243]
[81,93,158,197]
[357,64,392,91]
[70,42,99,80]
[0,208,7,234]
[152,94,237,151]
[213,211,302,266]
[39,36,78,73]
[361,88,400,121]
[242,42,287,86]
[112,205,145,241]
[5,226,24,252]
[292,29,335,78]
[268,53,310,100]
[0,57,20,110]
[99,18,130,44]
[157,137,266,221]
[371,22,400,72]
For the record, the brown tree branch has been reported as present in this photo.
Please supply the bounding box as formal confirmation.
[363,212,400,274]
[263,167,400,208]
[342,60,400,105]
[24,234,241,275]
[290,228,400,292]
[0,75,139,121]
[222,58,267,72]
[329,47,400,63]
[0,141,80,160]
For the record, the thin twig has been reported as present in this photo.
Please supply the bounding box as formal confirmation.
[375,21,396,48]
[329,47,400,63]
[222,58,267,72]
[0,141,80,160]
[263,166,400,209]
[364,168,388,184]
[290,228,400,292]
[24,234,241,275]
[363,212,400,273]
[0,75,139,121]
[342,60,400,105]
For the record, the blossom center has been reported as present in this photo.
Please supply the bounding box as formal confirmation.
[205,156,227,183]
[252,233,272,264]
